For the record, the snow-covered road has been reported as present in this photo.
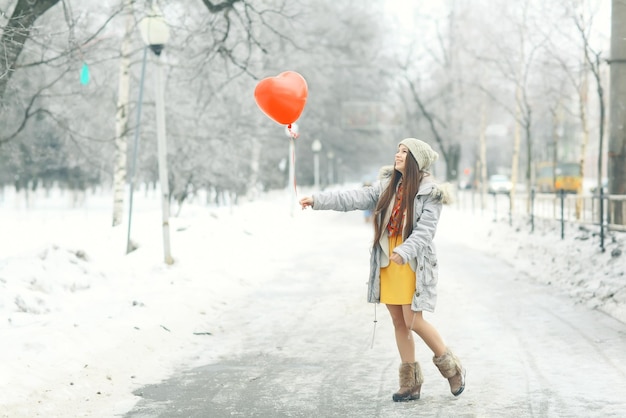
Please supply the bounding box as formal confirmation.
[125,207,626,418]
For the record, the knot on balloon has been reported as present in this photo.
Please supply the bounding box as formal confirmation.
[287,124,299,139]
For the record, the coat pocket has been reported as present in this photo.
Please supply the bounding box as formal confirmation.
[413,249,439,313]
[419,249,439,286]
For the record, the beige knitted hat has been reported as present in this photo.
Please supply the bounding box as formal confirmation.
[398,138,439,171]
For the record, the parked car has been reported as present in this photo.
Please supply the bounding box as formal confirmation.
[488,174,512,194]
[591,179,608,195]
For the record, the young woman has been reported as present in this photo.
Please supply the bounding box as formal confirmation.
[299,137,465,402]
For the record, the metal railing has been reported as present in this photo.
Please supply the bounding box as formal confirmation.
[455,189,626,251]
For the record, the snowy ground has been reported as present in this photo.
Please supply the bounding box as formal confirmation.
[0,185,624,417]
[453,190,626,325]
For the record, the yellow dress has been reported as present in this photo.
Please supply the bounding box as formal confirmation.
[380,233,415,305]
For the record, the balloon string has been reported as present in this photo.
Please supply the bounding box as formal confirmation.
[291,137,297,195]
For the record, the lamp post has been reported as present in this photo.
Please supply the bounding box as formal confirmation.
[336,157,342,184]
[311,139,322,190]
[327,151,334,185]
[139,6,173,265]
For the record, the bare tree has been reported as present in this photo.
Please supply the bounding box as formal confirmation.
[396,6,466,182]
[572,2,607,219]
[471,0,554,214]
[111,0,134,227]
[1,0,124,147]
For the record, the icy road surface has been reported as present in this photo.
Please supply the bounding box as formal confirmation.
[125,208,626,418]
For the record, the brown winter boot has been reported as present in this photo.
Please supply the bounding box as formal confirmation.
[392,362,423,402]
[433,350,465,396]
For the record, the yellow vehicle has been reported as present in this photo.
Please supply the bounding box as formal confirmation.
[535,162,582,193]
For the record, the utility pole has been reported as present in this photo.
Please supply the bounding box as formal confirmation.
[608,0,626,224]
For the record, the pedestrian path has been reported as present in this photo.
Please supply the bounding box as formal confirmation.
[125,209,626,417]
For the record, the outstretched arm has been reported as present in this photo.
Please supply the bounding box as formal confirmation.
[308,187,380,212]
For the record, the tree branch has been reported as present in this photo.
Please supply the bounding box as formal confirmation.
[201,0,241,14]
[0,0,61,99]
[0,68,67,145]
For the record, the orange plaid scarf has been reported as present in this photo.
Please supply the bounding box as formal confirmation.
[387,180,404,237]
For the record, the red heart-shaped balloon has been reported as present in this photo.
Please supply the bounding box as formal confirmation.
[254,71,308,125]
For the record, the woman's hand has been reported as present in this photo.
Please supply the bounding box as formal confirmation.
[390,252,405,265]
[299,196,314,209]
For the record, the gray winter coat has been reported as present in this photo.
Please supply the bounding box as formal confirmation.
[312,166,450,312]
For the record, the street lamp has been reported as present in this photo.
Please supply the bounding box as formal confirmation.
[327,151,334,185]
[139,7,170,55]
[311,139,322,190]
[336,157,342,184]
[139,6,173,265]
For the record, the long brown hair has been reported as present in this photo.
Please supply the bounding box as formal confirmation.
[373,152,425,245]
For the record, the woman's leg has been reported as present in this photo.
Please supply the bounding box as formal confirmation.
[386,304,415,362]
[403,306,465,396]
[402,306,447,357]
[387,304,423,401]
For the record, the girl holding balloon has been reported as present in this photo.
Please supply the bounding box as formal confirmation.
[299,138,465,402]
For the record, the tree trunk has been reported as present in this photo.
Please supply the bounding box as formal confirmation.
[524,120,532,214]
[576,65,589,220]
[479,97,488,210]
[608,0,626,224]
[510,85,522,215]
[0,0,61,101]
[247,137,261,200]
[111,0,133,227]
[510,6,527,217]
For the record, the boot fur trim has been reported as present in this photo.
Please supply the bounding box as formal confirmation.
[433,350,465,396]
[393,362,423,402]
[399,362,416,387]
[433,351,462,378]
[414,362,424,385]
